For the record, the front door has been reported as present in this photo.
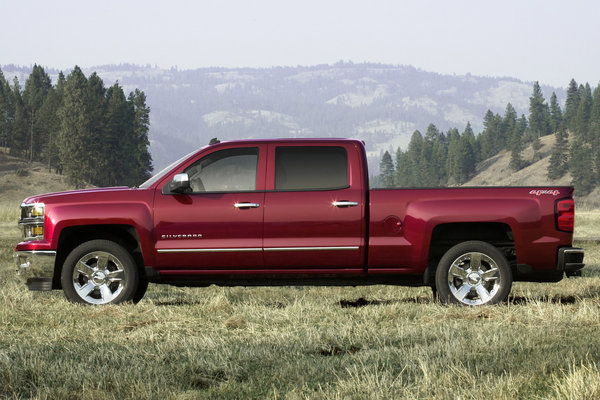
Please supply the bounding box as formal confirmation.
[154,145,266,270]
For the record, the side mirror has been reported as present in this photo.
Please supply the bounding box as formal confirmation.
[162,173,190,194]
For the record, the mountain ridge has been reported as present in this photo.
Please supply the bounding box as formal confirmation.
[1,63,565,173]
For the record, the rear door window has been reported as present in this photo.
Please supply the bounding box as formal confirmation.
[275,146,348,191]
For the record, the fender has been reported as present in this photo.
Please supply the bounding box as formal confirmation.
[403,197,540,270]
[44,196,155,266]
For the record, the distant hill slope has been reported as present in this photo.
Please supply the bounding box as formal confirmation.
[464,134,570,186]
[464,135,598,206]
[0,151,76,206]
[2,63,564,173]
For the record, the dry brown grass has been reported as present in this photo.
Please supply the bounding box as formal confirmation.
[575,209,600,239]
[1,221,600,398]
[2,150,600,399]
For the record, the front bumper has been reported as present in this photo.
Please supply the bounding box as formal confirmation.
[13,250,57,290]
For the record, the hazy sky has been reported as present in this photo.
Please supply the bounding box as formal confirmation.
[3,0,599,88]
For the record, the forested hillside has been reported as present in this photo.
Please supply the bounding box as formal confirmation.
[4,63,593,193]
[1,63,560,172]
[0,65,152,187]
[376,79,600,196]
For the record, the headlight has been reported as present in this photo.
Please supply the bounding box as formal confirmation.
[19,203,45,240]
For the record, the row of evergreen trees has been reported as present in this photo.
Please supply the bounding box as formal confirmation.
[0,65,153,187]
[379,79,600,195]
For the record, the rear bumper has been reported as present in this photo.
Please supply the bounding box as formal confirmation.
[515,246,585,282]
[557,247,585,272]
[13,250,56,290]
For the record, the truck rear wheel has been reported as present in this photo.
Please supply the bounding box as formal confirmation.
[435,241,512,306]
[61,240,140,305]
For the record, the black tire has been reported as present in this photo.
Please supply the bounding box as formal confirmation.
[133,274,148,303]
[435,241,512,306]
[430,285,438,300]
[61,240,139,305]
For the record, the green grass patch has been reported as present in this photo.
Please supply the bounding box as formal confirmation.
[2,222,600,398]
[576,209,600,239]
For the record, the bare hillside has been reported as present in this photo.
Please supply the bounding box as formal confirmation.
[464,134,600,206]
[465,134,570,186]
[0,151,76,206]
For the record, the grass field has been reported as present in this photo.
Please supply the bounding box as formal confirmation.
[1,206,600,399]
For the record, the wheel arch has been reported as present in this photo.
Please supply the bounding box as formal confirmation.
[425,222,516,286]
[53,224,145,289]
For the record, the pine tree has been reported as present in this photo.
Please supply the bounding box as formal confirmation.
[421,124,440,186]
[395,148,410,187]
[46,72,65,172]
[446,128,464,186]
[22,65,51,161]
[509,131,523,171]
[590,84,600,183]
[528,81,550,160]
[0,69,12,148]
[549,92,563,133]
[10,78,28,157]
[569,138,595,195]
[406,130,424,186]
[503,103,523,171]
[477,111,494,158]
[564,79,580,132]
[478,110,503,158]
[517,114,528,136]
[517,114,529,142]
[102,83,131,186]
[424,123,440,142]
[574,83,592,141]
[35,85,62,171]
[462,122,477,160]
[379,150,395,187]
[460,124,476,181]
[58,66,92,186]
[547,123,569,179]
[128,89,153,184]
[86,73,107,183]
[504,103,517,137]
[430,132,448,186]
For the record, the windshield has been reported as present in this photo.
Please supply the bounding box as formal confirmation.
[138,149,200,189]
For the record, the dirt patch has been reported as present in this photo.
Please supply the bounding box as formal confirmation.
[509,295,578,305]
[316,345,361,356]
[338,296,431,308]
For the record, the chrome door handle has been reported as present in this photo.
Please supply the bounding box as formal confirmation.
[234,202,260,209]
[332,201,359,207]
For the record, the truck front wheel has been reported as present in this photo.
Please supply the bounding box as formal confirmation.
[435,241,512,306]
[61,240,140,305]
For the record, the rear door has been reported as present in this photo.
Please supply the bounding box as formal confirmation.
[263,142,365,268]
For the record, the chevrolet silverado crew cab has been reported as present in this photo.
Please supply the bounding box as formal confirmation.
[14,139,584,306]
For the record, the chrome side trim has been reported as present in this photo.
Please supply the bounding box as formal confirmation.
[157,248,262,253]
[157,246,359,253]
[264,246,359,252]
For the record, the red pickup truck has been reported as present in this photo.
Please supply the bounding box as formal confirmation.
[14,139,584,306]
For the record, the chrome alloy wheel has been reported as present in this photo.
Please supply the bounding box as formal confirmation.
[447,252,501,306]
[72,251,125,305]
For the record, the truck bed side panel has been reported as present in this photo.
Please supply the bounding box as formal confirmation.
[368,187,574,273]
